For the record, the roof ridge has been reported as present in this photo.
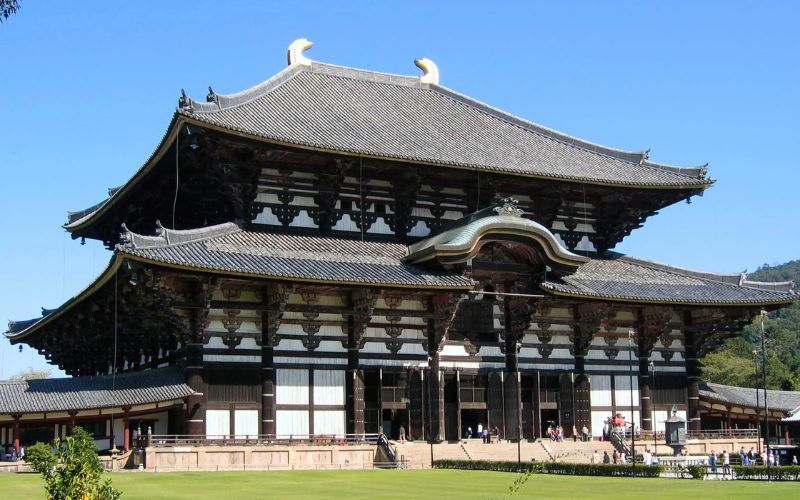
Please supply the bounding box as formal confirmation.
[617,255,795,293]
[117,221,241,250]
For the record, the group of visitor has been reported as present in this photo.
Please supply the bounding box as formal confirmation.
[1,445,24,462]
[546,424,564,442]
[464,423,500,443]
[591,449,627,464]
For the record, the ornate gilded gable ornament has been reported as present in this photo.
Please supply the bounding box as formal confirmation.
[494,197,524,217]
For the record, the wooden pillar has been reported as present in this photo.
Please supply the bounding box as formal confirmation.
[428,354,445,442]
[185,345,205,436]
[67,411,76,435]
[683,329,702,431]
[261,345,275,435]
[427,294,460,442]
[346,289,374,436]
[261,284,289,435]
[123,409,131,452]
[12,416,20,454]
[639,358,653,431]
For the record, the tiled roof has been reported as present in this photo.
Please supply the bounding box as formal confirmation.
[119,223,473,289]
[179,61,710,188]
[541,254,796,306]
[700,381,800,413]
[0,367,193,414]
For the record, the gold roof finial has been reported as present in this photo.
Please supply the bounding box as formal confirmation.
[287,38,313,67]
[414,58,440,85]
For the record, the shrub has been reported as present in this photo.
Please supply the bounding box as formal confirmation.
[733,465,800,481]
[433,459,662,478]
[25,427,122,500]
[684,465,705,480]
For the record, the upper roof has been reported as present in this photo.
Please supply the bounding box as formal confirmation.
[65,40,712,234]
[0,367,193,414]
[700,381,800,413]
[541,254,796,306]
[179,56,711,189]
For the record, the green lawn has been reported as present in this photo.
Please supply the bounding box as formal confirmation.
[0,470,797,499]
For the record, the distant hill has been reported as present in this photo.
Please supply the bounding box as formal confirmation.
[749,259,800,283]
[701,259,800,390]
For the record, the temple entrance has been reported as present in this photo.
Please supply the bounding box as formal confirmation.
[460,409,487,439]
[382,409,409,441]
[541,409,560,438]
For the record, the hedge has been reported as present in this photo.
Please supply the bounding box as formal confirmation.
[432,460,662,478]
[732,465,800,481]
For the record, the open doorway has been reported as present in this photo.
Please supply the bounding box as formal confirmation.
[382,409,408,441]
[541,409,559,438]
[460,409,488,440]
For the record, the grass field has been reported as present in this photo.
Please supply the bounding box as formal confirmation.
[0,469,797,499]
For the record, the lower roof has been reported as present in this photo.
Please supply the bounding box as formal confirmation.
[699,381,800,413]
[6,223,796,342]
[0,367,193,414]
[120,222,473,289]
[541,254,795,306]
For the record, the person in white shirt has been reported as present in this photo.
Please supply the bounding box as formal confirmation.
[642,449,652,466]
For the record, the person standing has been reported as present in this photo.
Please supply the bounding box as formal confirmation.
[477,423,483,439]
[398,424,406,442]
[603,451,611,464]
[709,450,717,473]
[592,450,600,464]
[612,449,619,464]
[722,450,730,476]
[466,426,472,439]
[581,425,589,442]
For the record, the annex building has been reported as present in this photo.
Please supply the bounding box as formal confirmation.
[2,40,797,457]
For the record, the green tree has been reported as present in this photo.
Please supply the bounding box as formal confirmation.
[700,259,800,390]
[0,0,20,22]
[25,427,122,500]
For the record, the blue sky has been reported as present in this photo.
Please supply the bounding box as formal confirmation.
[1,1,798,378]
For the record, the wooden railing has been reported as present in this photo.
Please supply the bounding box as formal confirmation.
[145,433,381,448]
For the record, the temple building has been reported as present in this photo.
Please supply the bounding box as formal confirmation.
[3,39,797,454]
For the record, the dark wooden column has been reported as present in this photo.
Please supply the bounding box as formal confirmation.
[185,279,216,436]
[502,291,532,440]
[426,294,461,442]
[67,411,76,435]
[346,289,377,436]
[637,307,672,431]
[683,329,702,432]
[261,284,290,435]
[571,303,609,432]
[12,415,20,454]
[572,303,609,375]
[122,408,131,451]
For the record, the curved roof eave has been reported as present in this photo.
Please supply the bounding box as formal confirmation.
[5,256,124,342]
[63,114,185,234]
[181,114,715,191]
[539,284,799,307]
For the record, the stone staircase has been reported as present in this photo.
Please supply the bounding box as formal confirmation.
[391,439,617,467]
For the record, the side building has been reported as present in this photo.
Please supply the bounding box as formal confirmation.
[3,40,796,453]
